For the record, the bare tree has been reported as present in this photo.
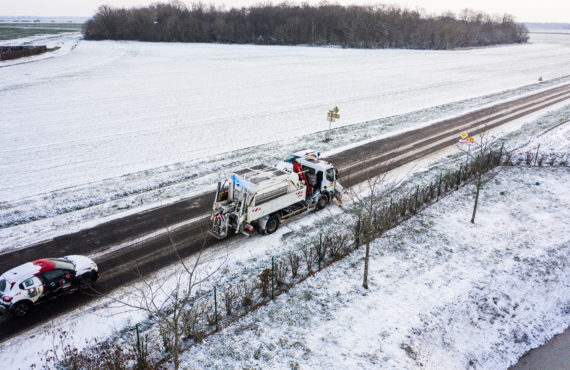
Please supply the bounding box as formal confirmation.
[457,129,504,223]
[98,229,225,369]
[346,170,390,289]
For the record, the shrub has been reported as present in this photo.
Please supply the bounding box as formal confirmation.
[288,253,300,278]
[259,268,271,297]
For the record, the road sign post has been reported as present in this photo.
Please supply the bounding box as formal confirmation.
[459,132,475,164]
[327,106,340,131]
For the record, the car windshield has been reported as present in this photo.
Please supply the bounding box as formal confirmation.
[48,258,75,271]
[0,279,6,293]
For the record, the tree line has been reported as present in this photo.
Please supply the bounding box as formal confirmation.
[84,1,528,49]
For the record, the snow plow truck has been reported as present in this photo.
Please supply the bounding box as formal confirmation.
[209,150,341,239]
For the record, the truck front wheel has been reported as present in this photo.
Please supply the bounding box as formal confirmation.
[265,216,280,235]
[316,194,328,211]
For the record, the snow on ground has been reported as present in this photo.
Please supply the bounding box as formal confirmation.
[0,107,568,369]
[180,166,569,369]
[0,32,569,251]
[514,115,570,153]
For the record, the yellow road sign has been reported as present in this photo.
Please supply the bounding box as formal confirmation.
[461,131,468,139]
[333,106,339,113]
[328,112,340,119]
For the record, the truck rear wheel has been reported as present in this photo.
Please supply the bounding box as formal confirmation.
[265,216,279,235]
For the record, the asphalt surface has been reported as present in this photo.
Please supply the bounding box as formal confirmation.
[509,327,570,370]
[1,83,569,341]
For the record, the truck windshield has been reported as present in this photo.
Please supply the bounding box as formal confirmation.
[326,168,335,181]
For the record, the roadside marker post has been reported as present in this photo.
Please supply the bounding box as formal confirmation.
[415,185,419,211]
[534,144,540,166]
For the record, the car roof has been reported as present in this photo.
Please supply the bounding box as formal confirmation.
[0,259,56,283]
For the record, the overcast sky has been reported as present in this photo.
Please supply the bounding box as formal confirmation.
[2,0,568,23]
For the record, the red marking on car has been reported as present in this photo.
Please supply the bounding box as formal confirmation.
[32,259,55,274]
[252,207,261,213]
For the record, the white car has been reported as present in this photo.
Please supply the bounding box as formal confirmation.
[0,255,98,318]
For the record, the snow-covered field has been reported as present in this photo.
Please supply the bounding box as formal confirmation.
[1,31,569,251]
[1,108,568,369]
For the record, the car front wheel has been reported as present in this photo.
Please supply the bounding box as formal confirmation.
[78,273,96,290]
[11,301,32,318]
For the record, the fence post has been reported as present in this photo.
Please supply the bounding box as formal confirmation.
[437,173,442,200]
[534,144,540,166]
[135,323,142,368]
[356,216,361,249]
[318,233,322,270]
[271,257,275,299]
[214,286,218,331]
